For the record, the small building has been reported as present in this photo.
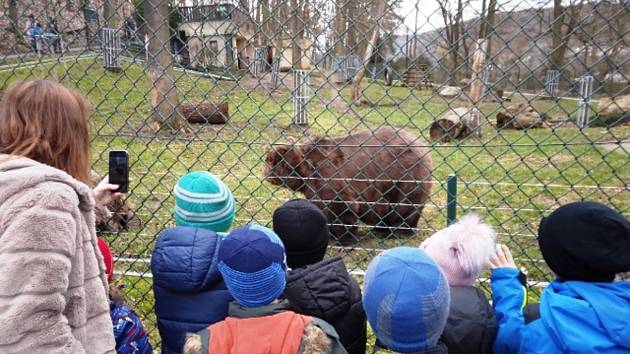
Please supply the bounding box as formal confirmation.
[178,2,255,70]
[272,37,313,71]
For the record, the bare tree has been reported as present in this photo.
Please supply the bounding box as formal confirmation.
[436,0,469,83]
[351,0,388,101]
[548,0,584,71]
[145,0,186,133]
[103,0,121,28]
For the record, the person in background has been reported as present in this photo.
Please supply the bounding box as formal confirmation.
[0,80,117,353]
[45,18,61,53]
[363,247,451,354]
[274,199,367,354]
[421,214,499,354]
[183,224,347,354]
[491,201,630,354]
[31,22,43,53]
[151,171,236,354]
[98,238,153,354]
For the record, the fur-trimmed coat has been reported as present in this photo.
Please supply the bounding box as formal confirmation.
[0,155,116,354]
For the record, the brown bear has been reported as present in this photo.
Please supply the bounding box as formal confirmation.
[264,127,433,243]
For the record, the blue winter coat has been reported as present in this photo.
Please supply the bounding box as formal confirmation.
[110,299,153,354]
[151,226,233,354]
[491,267,630,354]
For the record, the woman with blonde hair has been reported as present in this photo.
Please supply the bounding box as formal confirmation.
[0,80,119,354]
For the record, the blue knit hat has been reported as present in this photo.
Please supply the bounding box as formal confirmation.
[218,224,287,308]
[363,247,450,353]
[173,171,236,232]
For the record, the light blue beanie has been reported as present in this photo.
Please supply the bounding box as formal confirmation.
[173,171,236,232]
[363,247,450,353]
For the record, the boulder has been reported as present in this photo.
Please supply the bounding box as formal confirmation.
[597,94,630,126]
[495,102,545,130]
[439,86,463,99]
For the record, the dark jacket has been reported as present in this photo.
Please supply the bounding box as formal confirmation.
[151,226,233,354]
[194,301,348,354]
[284,256,367,354]
[441,286,498,354]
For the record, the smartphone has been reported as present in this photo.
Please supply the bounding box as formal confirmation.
[108,150,129,193]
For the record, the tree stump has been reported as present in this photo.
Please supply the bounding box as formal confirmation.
[430,107,481,142]
[179,101,229,124]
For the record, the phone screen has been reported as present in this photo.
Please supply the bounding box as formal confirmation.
[109,150,129,193]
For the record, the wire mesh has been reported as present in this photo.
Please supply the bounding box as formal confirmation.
[1,0,629,349]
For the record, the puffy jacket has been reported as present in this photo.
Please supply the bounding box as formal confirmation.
[110,299,153,354]
[284,256,367,354]
[151,226,233,354]
[492,267,630,354]
[441,286,497,354]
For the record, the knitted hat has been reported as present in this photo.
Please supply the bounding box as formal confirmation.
[173,171,236,232]
[538,201,630,282]
[273,199,330,269]
[218,224,287,307]
[421,214,497,286]
[97,238,114,282]
[363,247,450,353]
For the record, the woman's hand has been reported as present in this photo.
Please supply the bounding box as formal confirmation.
[490,244,517,269]
[93,176,123,206]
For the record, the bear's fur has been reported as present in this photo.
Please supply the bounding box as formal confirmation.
[264,127,432,243]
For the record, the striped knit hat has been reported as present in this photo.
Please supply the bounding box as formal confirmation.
[173,171,236,232]
[218,224,287,308]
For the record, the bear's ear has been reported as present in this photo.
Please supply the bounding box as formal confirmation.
[305,138,344,166]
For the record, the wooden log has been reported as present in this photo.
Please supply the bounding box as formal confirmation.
[430,107,480,142]
[179,101,229,124]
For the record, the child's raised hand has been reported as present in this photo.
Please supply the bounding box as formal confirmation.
[490,244,517,269]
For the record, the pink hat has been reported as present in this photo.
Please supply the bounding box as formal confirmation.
[420,214,496,286]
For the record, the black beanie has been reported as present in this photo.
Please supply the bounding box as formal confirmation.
[273,199,331,269]
[538,201,630,282]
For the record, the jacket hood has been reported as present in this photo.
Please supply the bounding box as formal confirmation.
[0,155,94,210]
[541,280,630,351]
[285,256,353,319]
[151,226,225,292]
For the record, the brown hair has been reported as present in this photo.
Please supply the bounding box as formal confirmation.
[0,80,91,183]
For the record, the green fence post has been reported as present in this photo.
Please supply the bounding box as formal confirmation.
[447,174,457,225]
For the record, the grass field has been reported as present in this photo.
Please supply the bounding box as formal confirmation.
[1,55,628,350]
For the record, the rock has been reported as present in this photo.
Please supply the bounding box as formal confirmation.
[495,102,545,129]
[597,94,630,126]
[439,86,463,99]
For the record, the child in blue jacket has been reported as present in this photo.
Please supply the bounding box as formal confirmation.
[151,171,236,354]
[98,238,153,354]
[490,201,630,354]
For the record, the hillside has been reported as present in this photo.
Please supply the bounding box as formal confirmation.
[388,1,629,84]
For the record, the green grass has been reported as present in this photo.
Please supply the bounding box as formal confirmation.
[1,57,628,351]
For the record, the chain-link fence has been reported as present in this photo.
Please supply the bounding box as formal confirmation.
[1,0,629,349]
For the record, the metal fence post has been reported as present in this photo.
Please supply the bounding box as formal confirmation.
[577,75,594,128]
[447,174,457,225]
[252,46,266,78]
[545,70,560,98]
[271,56,280,90]
[102,28,121,71]
[293,69,310,125]
[481,64,493,97]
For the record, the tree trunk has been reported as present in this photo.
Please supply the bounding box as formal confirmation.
[103,0,121,28]
[468,39,488,104]
[333,0,346,55]
[8,0,26,45]
[145,0,185,133]
[290,0,302,69]
[548,0,583,71]
[351,0,387,102]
